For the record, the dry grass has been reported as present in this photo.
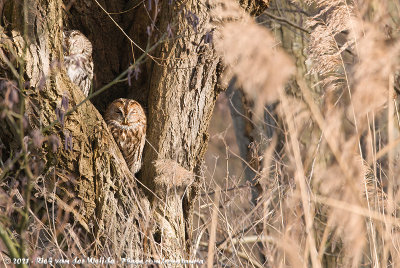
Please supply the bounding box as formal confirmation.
[193,0,400,267]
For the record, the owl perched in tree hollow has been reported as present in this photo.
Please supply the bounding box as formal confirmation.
[63,30,94,97]
[105,98,147,174]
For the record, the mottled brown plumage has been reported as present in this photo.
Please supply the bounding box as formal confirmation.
[105,98,146,174]
[63,30,94,97]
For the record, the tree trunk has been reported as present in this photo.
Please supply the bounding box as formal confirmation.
[0,0,269,264]
[141,0,221,256]
[140,0,269,258]
[1,0,151,258]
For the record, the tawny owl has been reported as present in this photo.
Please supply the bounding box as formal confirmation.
[105,98,147,174]
[63,30,94,97]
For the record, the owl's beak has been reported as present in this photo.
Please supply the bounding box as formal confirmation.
[123,117,128,125]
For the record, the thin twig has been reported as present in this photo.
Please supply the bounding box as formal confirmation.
[261,11,311,34]
[207,187,220,268]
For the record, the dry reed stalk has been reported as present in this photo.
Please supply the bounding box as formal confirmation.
[206,186,220,268]
[280,90,321,268]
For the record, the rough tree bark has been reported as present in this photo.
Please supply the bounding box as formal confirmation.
[0,0,148,259]
[140,0,270,258]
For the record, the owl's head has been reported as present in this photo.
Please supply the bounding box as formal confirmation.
[63,30,92,56]
[105,98,146,129]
